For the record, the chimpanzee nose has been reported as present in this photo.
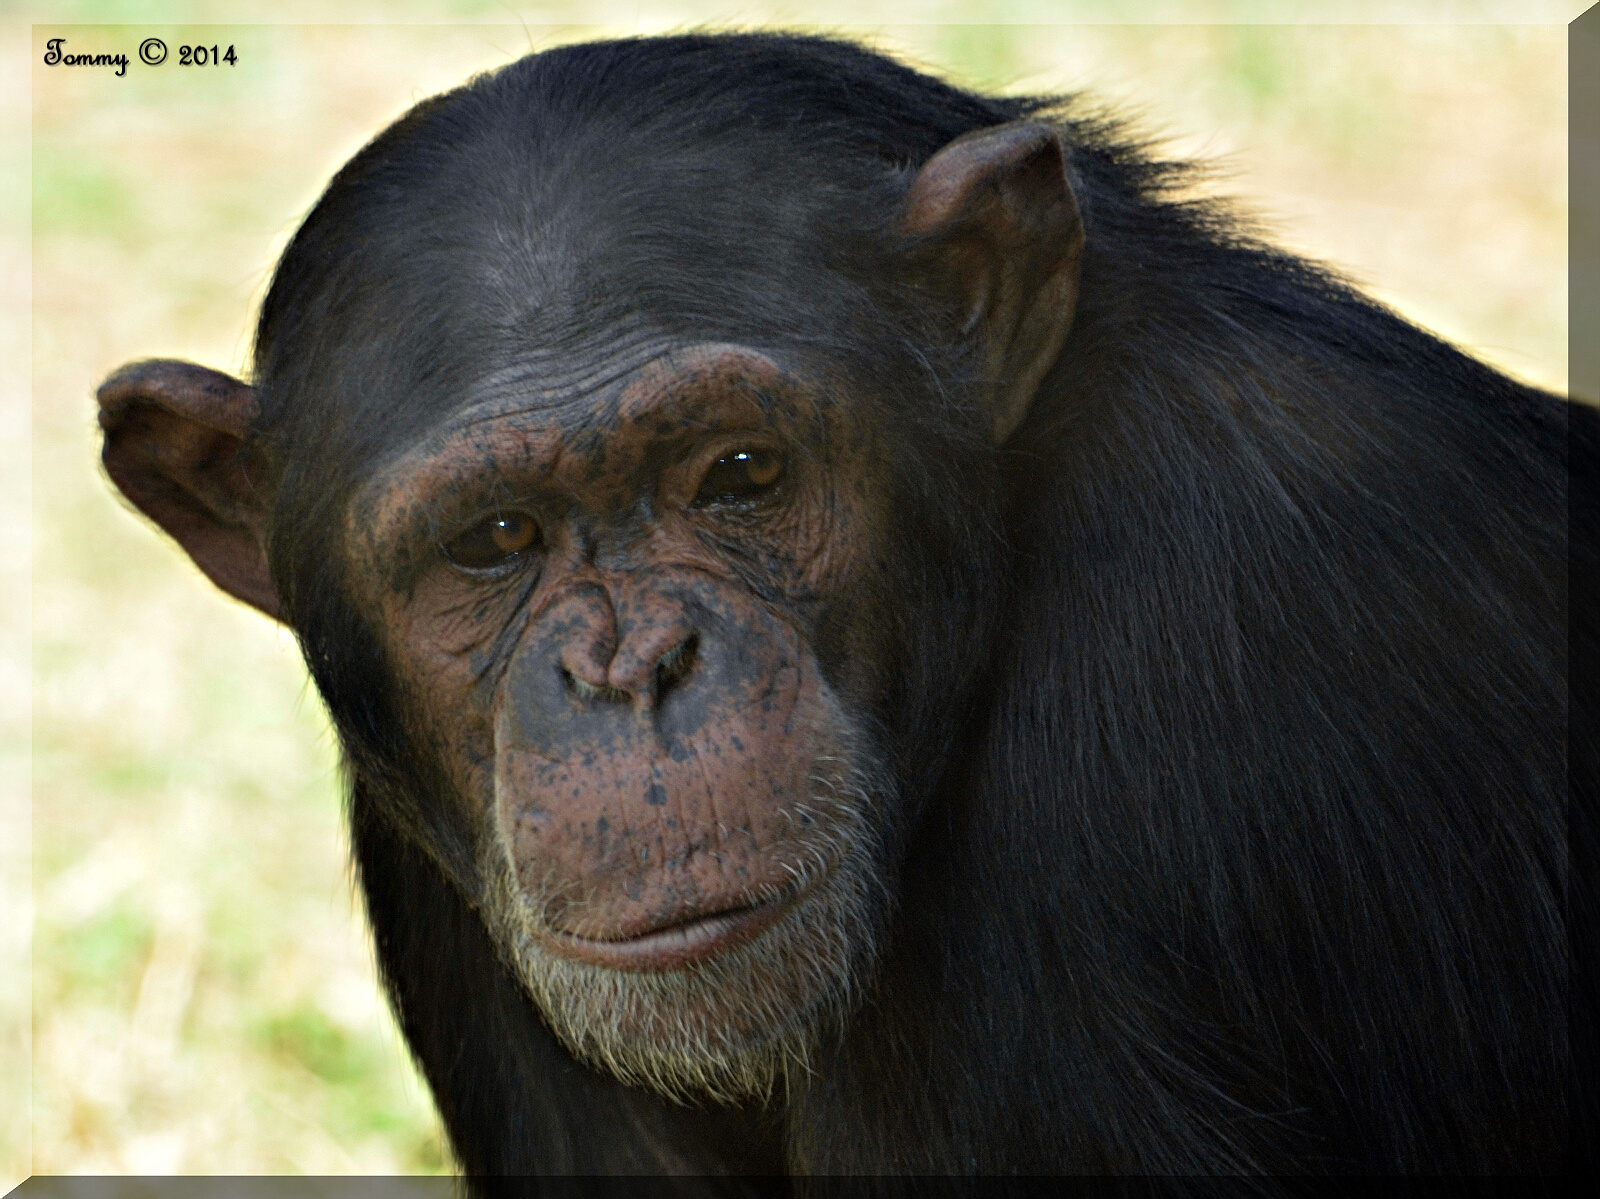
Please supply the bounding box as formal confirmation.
[545,581,698,710]
[607,612,699,703]
[560,623,699,709]
[499,574,791,767]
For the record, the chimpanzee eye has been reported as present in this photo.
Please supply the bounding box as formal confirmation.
[443,510,540,571]
[693,448,786,507]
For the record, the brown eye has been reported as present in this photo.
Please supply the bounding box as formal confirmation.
[444,510,540,571]
[693,448,786,507]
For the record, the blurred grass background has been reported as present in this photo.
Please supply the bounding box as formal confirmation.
[13,0,1575,1181]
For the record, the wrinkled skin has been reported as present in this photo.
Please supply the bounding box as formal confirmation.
[346,345,897,1094]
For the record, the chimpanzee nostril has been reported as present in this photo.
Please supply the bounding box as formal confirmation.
[561,666,631,705]
[653,633,698,705]
[559,634,698,707]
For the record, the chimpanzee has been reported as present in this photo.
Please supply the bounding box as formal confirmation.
[96,34,1586,1180]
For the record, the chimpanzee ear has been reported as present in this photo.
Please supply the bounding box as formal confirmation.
[897,121,1085,444]
[98,359,281,621]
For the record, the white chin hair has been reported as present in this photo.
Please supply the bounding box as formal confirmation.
[480,771,892,1103]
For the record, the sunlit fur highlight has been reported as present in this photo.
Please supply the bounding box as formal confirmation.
[482,730,895,1103]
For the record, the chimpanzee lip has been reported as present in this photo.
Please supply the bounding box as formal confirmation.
[540,893,798,971]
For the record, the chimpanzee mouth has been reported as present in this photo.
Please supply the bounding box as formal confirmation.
[540,889,809,971]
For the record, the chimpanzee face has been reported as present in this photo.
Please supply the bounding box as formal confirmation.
[348,342,899,1098]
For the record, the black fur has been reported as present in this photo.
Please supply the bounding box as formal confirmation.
[248,34,1584,1180]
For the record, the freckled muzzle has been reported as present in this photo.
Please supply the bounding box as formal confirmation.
[492,568,839,952]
